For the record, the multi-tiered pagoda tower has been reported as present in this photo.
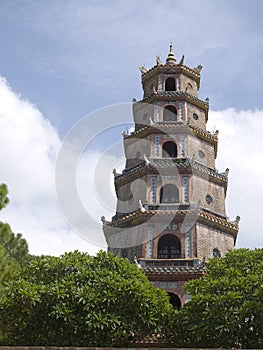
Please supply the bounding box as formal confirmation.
[102,45,239,308]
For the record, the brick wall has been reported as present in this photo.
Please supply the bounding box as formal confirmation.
[179,74,199,98]
[186,103,206,130]
[116,175,148,214]
[192,176,226,216]
[133,102,154,130]
[196,223,235,259]
[104,221,144,260]
[143,76,159,97]
[124,136,151,168]
[187,134,216,168]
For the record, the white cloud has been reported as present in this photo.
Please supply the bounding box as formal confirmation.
[208,108,263,249]
[0,77,59,202]
[0,77,107,256]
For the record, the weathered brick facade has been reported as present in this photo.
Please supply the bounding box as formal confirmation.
[103,45,239,309]
[196,223,236,259]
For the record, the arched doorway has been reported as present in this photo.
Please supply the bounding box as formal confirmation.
[162,141,177,157]
[165,77,176,91]
[160,184,179,203]
[163,105,177,121]
[167,292,181,310]
[157,234,181,258]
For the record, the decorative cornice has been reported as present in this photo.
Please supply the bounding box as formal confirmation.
[191,161,228,189]
[114,163,150,185]
[142,265,205,275]
[103,207,239,237]
[188,123,218,145]
[124,124,152,139]
[133,91,209,116]
[198,210,239,238]
[114,158,227,189]
[143,266,205,281]
[123,122,217,146]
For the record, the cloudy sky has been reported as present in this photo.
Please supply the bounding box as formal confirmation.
[0,0,262,255]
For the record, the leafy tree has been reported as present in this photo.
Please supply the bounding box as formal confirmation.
[0,250,172,346]
[168,248,263,349]
[0,184,9,210]
[0,223,29,267]
[0,183,29,293]
[0,244,19,294]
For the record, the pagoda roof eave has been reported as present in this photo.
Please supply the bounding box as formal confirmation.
[103,207,239,237]
[124,122,217,144]
[133,91,209,118]
[142,266,205,280]
[141,63,201,89]
[114,158,228,189]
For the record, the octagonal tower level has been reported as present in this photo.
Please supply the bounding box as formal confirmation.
[102,45,239,307]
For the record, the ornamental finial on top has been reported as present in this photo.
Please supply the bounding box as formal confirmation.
[166,42,176,65]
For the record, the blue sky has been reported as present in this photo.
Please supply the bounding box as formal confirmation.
[1,0,263,133]
[0,0,262,255]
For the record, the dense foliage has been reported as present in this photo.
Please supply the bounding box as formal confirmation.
[0,250,172,346]
[0,184,9,210]
[168,248,263,349]
[0,222,29,267]
[0,184,29,293]
[0,243,18,295]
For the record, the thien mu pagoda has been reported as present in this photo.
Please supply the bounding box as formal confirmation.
[102,45,239,309]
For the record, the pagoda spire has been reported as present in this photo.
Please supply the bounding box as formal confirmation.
[166,42,176,65]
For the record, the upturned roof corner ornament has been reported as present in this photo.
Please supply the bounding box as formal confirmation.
[221,168,229,177]
[156,55,162,65]
[230,215,241,225]
[178,54,185,65]
[134,256,142,268]
[139,66,148,74]
[144,154,151,165]
[139,200,146,213]
[149,116,155,126]
[193,64,203,73]
[235,215,241,224]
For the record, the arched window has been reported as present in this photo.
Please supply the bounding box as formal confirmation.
[165,77,176,91]
[167,292,181,310]
[213,248,221,258]
[163,105,177,121]
[160,184,179,203]
[157,234,181,259]
[187,82,193,92]
[206,195,213,204]
[162,141,177,158]
[121,249,128,258]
